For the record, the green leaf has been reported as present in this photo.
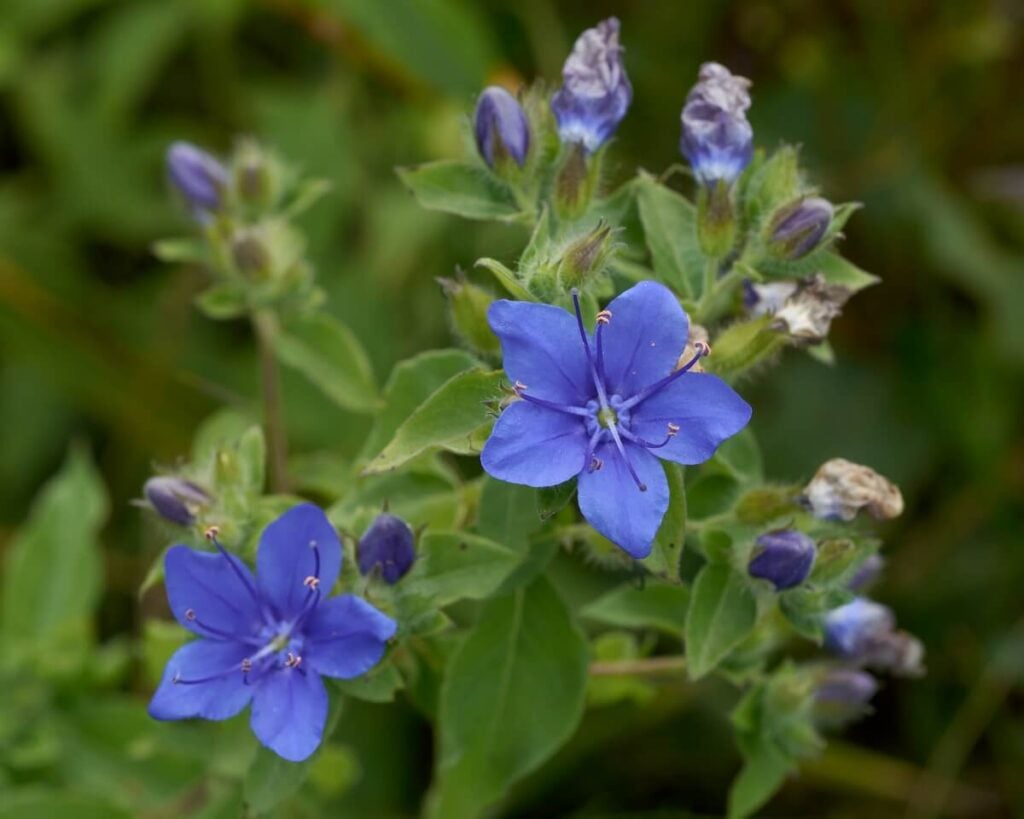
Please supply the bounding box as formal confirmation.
[275,313,380,413]
[400,531,523,608]
[243,746,312,815]
[397,160,520,221]
[583,581,690,635]
[685,563,758,680]
[428,577,588,819]
[152,237,207,264]
[814,251,879,292]
[778,586,853,642]
[537,478,576,520]
[362,348,479,461]
[362,369,504,474]
[333,661,405,703]
[711,428,764,487]
[2,446,108,645]
[195,283,249,320]
[475,257,535,301]
[236,425,266,496]
[0,791,132,819]
[643,461,686,581]
[727,739,793,819]
[477,478,541,552]
[636,174,704,297]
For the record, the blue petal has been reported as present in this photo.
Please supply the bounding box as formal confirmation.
[303,595,397,680]
[488,300,594,406]
[257,504,342,621]
[250,667,328,762]
[148,639,253,721]
[577,441,669,559]
[164,545,264,640]
[600,282,689,399]
[630,372,751,465]
[481,400,589,488]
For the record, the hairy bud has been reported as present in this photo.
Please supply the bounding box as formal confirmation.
[768,197,834,260]
[166,141,227,217]
[748,529,816,590]
[680,62,753,186]
[474,86,530,170]
[144,476,211,526]
[357,513,416,584]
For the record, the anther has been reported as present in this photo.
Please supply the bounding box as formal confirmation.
[667,423,680,437]
[303,575,320,589]
[172,672,181,684]
[513,380,528,393]
[596,309,612,325]
[204,524,220,541]
[695,340,711,357]
[285,653,302,669]
[590,456,604,471]
[185,608,197,621]
[241,658,252,673]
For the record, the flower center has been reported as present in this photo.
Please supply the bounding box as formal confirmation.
[597,406,618,429]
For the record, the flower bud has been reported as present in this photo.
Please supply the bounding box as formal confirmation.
[824,598,924,677]
[231,229,271,279]
[550,17,632,153]
[474,86,530,170]
[815,668,879,707]
[143,476,211,526]
[745,274,851,345]
[166,141,227,217]
[803,458,904,521]
[768,197,834,260]
[558,222,614,288]
[748,529,816,590]
[438,276,500,356]
[847,554,885,592]
[680,62,753,186]
[357,513,416,584]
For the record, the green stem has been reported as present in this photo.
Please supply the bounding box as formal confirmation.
[252,310,289,493]
[589,656,687,676]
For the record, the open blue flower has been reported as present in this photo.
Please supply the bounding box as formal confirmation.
[482,281,751,557]
[148,503,396,762]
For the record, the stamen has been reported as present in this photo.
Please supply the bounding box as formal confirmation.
[590,456,604,471]
[595,312,610,387]
[303,576,320,590]
[513,382,591,417]
[607,425,648,492]
[667,423,680,437]
[285,652,303,669]
[619,427,673,450]
[619,344,711,412]
[571,289,611,406]
[596,309,612,325]
[182,607,254,642]
[172,660,249,686]
[203,527,269,625]
[581,428,604,474]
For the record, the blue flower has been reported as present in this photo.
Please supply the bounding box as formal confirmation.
[748,529,816,590]
[474,86,530,169]
[148,504,397,762]
[166,141,227,218]
[550,18,632,154]
[481,281,751,558]
[358,513,416,584]
[679,62,753,186]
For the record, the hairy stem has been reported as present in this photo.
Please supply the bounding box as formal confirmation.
[589,656,687,676]
[252,310,289,492]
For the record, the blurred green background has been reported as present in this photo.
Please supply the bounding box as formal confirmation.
[1,0,1022,816]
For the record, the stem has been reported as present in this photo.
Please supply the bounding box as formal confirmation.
[252,310,289,492]
[589,656,687,676]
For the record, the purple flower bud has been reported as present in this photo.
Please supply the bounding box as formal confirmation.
[357,513,416,584]
[474,86,530,169]
[815,668,879,707]
[144,476,211,526]
[166,141,227,216]
[680,62,753,186]
[848,554,885,592]
[551,18,632,153]
[825,597,924,677]
[769,197,834,259]
[748,529,816,590]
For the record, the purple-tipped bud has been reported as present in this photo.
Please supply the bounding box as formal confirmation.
[680,62,753,186]
[769,197,834,259]
[825,597,924,677]
[143,476,211,526]
[815,668,879,707]
[166,141,227,216]
[357,513,416,584]
[848,554,885,592]
[748,529,816,590]
[474,87,530,169]
[551,18,632,153]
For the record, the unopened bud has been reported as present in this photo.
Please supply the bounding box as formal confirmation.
[768,197,834,260]
[474,86,530,171]
[231,230,271,278]
[143,476,211,526]
[680,62,753,187]
[824,597,924,677]
[357,513,416,584]
[814,668,878,725]
[848,554,885,592]
[439,276,500,356]
[558,222,614,288]
[748,529,816,590]
[803,458,904,521]
[166,141,227,218]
